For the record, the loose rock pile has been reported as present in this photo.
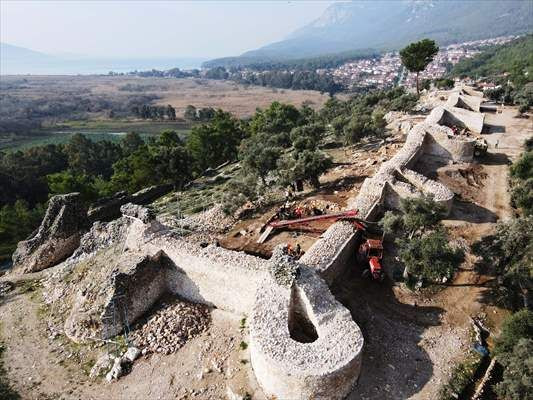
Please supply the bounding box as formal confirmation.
[269,245,300,287]
[181,204,236,233]
[129,296,210,355]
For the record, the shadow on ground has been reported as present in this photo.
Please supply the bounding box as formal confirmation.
[331,266,444,400]
[482,152,510,166]
[450,199,499,223]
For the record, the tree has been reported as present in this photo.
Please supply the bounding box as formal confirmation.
[239,133,282,185]
[472,216,532,309]
[495,310,533,358]
[290,123,325,153]
[221,173,265,215]
[47,170,99,202]
[186,110,245,173]
[166,104,176,120]
[157,130,183,148]
[150,145,192,189]
[380,196,462,283]
[198,107,215,122]
[496,338,533,400]
[400,39,439,95]
[121,132,144,156]
[493,311,533,399]
[397,228,464,283]
[184,105,197,121]
[249,102,302,145]
[278,149,332,189]
[0,200,45,259]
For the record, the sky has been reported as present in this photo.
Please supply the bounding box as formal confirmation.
[0,0,334,59]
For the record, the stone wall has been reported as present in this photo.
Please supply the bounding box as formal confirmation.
[426,106,485,134]
[250,267,363,400]
[100,251,173,338]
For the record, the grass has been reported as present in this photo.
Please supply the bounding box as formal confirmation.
[155,162,238,217]
[239,341,248,350]
[0,128,189,151]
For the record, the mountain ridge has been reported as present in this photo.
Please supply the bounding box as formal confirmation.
[208,0,532,65]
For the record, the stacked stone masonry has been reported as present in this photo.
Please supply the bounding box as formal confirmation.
[18,86,487,399]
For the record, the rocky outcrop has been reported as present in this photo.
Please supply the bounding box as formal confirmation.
[88,184,172,222]
[12,193,88,274]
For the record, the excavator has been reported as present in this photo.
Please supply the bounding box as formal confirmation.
[258,208,385,282]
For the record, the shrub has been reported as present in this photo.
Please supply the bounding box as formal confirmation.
[396,229,464,283]
[494,311,533,400]
[494,310,533,358]
[472,217,532,309]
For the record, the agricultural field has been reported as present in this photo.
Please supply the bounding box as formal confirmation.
[0,75,330,150]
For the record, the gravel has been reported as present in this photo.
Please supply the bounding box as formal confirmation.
[129,296,210,355]
[180,204,236,233]
[269,245,300,287]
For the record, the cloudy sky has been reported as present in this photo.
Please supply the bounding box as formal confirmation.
[1,1,333,58]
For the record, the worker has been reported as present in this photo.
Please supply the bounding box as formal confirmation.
[495,139,499,149]
[286,243,293,257]
[285,187,293,201]
[296,243,302,257]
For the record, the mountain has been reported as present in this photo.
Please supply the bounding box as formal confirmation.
[0,43,206,75]
[213,0,533,63]
[1,42,60,73]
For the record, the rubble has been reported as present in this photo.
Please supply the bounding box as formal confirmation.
[269,245,300,287]
[90,353,114,379]
[0,281,14,297]
[129,296,210,355]
[122,346,141,363]
[180,204,236,233]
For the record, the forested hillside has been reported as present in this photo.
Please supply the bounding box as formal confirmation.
[0,88,416,261]
[451,35,533,85]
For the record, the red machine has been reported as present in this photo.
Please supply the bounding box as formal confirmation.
[358,238,384,282]
[257,209,360,244]
[257,208,385,282]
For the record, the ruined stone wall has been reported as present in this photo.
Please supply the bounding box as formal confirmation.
[426,106,485,134]
[250,267,363,400]
[423,125,475,162]
[100,251,172,338]
[117,218,365,399]
[88,184,172,222]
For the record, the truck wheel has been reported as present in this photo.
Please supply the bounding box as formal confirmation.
[362,269,370,279]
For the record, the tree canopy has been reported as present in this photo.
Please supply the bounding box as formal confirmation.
[400,39,439,94]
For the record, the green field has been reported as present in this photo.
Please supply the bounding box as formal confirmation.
[0,120,191,151]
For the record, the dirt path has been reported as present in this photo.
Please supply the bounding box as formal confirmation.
[336,106,532,400]
[0,282,264,400]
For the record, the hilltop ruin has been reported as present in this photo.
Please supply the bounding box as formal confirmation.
[11,85,488,399]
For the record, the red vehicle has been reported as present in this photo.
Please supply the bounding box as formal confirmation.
[358,238,384,282]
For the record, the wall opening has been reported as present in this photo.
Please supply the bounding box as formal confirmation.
[288,286,318,343]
